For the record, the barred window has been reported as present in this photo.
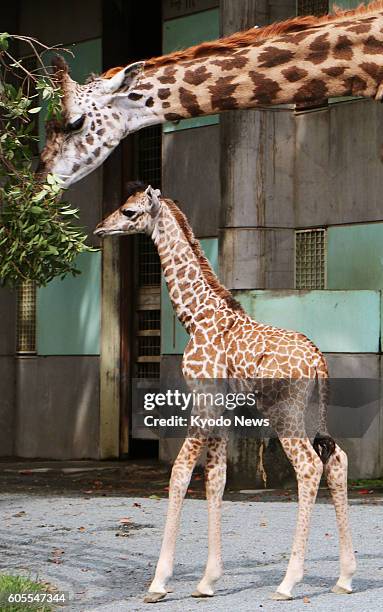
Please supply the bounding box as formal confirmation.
[295,229,327,289]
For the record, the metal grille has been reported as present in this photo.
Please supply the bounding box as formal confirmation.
[136,362,160,378]
[138,235,162,286]
[295,229,326,289]
[297,0,329,15]
[137,126,162,188]
[138,309,161,330]
[134,126,162,380]
[16,281,37,353]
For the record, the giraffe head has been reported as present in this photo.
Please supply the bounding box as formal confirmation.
[94,182,162,237]
[38,57,155,187]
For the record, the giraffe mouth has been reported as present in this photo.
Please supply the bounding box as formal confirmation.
[93,228,125,237]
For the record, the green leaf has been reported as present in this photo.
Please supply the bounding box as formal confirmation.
[0,32,10,51]
[28,106,42,114]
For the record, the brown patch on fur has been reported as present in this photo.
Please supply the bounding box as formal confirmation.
[184,65,212,85]
[258,46,294,68]
[343,75,367,94]
[347,23,372,34]
[307,32,330,64]
[361,60,383,81]
[363,34,383,53]
[208,76,239,110]
[210,55,249,70]
[282,66,308,82]
[164,112,183,122]
[128,92,143,101]
[294,79,328,104]
[179,87,202,116]
[249,71,281,104]
[163,199,244,312]
[158,66,177,84]
[86,134,94,145]
[101,2,383,75]
[322,66,346,77]
[158,88,171,100]
[333,35,354,60]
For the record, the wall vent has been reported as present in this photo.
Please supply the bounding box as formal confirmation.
[16,281,37,354]
[295,229,326,289]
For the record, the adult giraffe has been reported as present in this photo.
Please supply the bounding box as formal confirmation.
[39,1,383,186]
[94,183,355,604]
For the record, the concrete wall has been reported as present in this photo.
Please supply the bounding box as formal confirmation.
[0,290,16,456]
[15,356,99,459]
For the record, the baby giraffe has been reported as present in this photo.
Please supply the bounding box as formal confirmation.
[94,183,355,603]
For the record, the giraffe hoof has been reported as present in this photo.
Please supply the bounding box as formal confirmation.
[191,590,214,598]
[143,592,167,603]
[331,584,352,595]
[271,591,293,601]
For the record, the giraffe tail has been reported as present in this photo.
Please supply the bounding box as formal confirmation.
[313,357,336,464]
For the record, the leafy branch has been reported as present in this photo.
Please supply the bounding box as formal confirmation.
[0,33,94,287]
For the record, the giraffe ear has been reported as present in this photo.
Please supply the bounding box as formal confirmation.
[102,61,145,95]
[145,185,161,218]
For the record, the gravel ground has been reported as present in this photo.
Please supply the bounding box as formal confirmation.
[0,493,382,612]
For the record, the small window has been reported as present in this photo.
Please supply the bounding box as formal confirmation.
[295,229,327,289]
[16,281,36,354]
[297,0,329,16]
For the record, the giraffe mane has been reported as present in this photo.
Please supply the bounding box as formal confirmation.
[101,0,383,78]
[163,199,244,312]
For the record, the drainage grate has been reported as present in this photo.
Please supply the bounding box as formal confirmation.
[297,0,329,15]
[295,229,326,289]
[16,281,37,353]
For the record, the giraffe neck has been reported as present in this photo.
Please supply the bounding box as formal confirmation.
[151,200,240,333]
[127,8,383,129]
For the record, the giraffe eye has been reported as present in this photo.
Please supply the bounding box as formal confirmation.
[122,209,137,219]
[66,115,86,132]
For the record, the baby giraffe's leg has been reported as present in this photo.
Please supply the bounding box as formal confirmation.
[144,437,204,603]
[192,436,227,598]
[324,444,356,594]
[272,437,323,600]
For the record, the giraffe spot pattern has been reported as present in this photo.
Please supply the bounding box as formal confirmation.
[293,79,328,104]
[282,66,308,82]
[158,88,171,100]
[179,86,202,116]
[258,46,294,68]
[307,32,330,65]
[249,71,281,105]
[333,35,354,60]
[208,75,239,110]
[363,35,383,54]
[184,65,212,85]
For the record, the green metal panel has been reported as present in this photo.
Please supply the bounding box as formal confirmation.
[235,290,380,353]
[330,1,360,10]
[327,223,383,290]
[39,38,102,148]
[163,9,219,133]
[37,252,101,355]
[161,238,218,354]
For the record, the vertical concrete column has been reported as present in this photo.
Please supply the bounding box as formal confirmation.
[219,0,296,291]
[220,1,296,486]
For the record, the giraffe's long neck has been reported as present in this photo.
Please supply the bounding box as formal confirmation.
[130,9,383,128]
[151,200,238,333]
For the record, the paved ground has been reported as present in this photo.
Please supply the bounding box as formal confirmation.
[0,490,382,612]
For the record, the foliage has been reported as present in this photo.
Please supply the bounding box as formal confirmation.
[0,574,53,612]
[0,33,95,287]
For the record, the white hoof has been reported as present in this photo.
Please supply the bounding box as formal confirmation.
[331,584,352,595]
[191,589,214,598]
[143,592,167,603]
